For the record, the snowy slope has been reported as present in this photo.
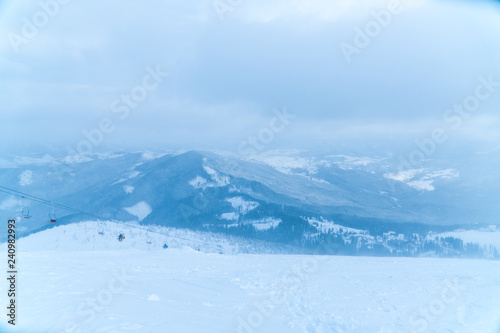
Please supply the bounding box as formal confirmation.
[1,224,500,332]
[429,227,500,251]
[16,221,294,254]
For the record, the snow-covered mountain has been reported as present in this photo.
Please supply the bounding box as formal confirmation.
[1,149,499,258]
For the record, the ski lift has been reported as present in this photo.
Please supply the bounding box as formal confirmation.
[97,220,104,235]
[49,202,57,223]
[21,197,30,219]
[117,233,125,242]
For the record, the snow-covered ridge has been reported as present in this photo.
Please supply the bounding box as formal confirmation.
[220,197,259,221]
[113,170,141,185]
[305,217,366,235]
[13,221,291,254]
[384,168,460,191]
[428,227,500,251]
[224,217,282,231]
[327,154,384,169]
[250,155,328,175]
[248,152,385,175]
[304,217,499,258]
[19,170,34,186]
[189,160,230,189]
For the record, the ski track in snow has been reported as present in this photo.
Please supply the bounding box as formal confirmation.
[0,222,499,333]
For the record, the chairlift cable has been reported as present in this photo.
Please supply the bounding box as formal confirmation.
[0,185,205,245]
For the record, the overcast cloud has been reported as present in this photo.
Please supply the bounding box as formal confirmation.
[0,0,499,153]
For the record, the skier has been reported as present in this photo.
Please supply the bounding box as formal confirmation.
[163,243,168,249]
[118,234,125,242]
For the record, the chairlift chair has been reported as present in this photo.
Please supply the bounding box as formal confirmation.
[21,197,30,219]
[49,202,56,223]
[97,221,105,235]
[22,207,30,219]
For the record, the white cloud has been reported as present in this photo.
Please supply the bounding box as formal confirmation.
[240,0,395,24]
[0,0,498,151]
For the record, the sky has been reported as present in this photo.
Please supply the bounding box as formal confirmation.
[0,0,499,155]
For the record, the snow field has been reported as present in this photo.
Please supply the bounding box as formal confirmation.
[0,222,498,332]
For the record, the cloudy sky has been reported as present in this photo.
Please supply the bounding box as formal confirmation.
[0,0,499,154]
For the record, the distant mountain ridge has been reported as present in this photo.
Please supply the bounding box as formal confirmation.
[0,149,499,258]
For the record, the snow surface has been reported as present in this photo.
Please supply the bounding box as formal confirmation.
[252,217,282,231]
[221,212,240,221]
[224,218,282,231]
[12,154,56,166]
[13,221,290,254]
[113,171,141,185]
[430,229,500,250]
[384,169,460,191]
[124,201,152,221]
[123,185,135,194]
[189,162,230,189]
[220,197,259,221]
[203,165,230,187]
[248,152,384,175]
[189,175,208,188]
[306,217,366,235]
[18,170,33,186]
[0,222,499,333]
[227,197,259,214]
[252,155,325,175]
[62,154,94,164]
[327,154,383,167]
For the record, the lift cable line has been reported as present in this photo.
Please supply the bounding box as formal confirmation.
[0,185,102,219]
[0,185,207,246]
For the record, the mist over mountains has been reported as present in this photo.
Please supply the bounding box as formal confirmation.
[1,148,498,258]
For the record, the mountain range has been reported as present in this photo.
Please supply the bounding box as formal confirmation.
[0,149,498,258]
